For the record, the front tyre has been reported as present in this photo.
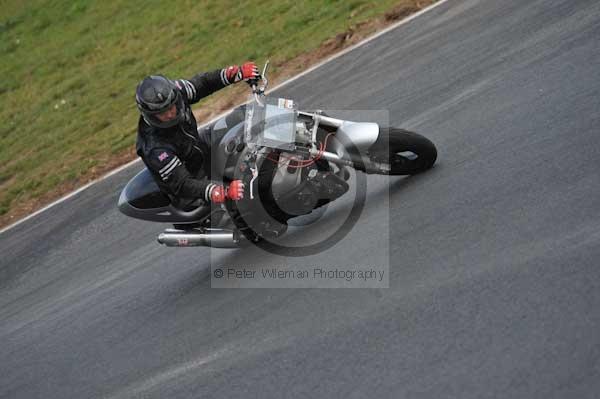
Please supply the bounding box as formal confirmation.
[368,128,437,175]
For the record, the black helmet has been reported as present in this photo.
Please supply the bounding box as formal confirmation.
[135,75,185,128]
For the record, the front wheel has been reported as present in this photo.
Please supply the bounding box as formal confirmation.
[368,128,437,175]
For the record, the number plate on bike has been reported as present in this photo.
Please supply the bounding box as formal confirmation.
[245,97,297,150]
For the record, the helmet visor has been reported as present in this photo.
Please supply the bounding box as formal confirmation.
[136,88,176,114]
[144,91,185,128]
[154,104,178,122]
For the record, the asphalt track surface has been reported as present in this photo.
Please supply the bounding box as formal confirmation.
[2,0,600,397]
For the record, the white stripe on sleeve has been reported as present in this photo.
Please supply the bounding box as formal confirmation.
[160,159,182,180]
[158,156,178,174]
[205,183,216,202]
[183,80,194,100]
[183,80,195,99]
[220,69,229,86]
[160,159,181,177]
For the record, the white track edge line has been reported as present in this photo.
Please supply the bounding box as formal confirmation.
[0,0,450,235]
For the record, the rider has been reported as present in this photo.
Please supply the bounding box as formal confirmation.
[135,62,348,239]
[135,62,259,208]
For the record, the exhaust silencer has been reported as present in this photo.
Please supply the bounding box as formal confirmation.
[157,228,244,248]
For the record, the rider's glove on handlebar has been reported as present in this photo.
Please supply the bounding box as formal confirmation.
[209,180,245,203]
[226,180,245,201]
[224,62,259,84]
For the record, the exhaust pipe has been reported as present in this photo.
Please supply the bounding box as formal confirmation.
[157,228,244,248]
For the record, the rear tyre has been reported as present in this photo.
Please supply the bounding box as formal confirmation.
[368,127,437,175]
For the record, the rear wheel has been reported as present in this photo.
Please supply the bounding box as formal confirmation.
[368,127,437,175]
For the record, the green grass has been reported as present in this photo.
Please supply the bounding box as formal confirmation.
[0,0,417,216]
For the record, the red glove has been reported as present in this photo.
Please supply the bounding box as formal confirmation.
[210,180,245,203]
[224,62,259,84]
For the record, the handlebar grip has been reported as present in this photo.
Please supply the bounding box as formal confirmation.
[247,77,261,88]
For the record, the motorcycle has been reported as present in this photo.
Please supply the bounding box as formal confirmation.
[118,62,437,248]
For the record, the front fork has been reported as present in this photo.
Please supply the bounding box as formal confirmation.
[298,111,391,174]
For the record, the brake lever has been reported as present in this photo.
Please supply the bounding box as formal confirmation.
[251,82,264,107]
[249,164,258,200]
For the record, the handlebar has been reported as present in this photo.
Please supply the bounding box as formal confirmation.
[249,60,270,106]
